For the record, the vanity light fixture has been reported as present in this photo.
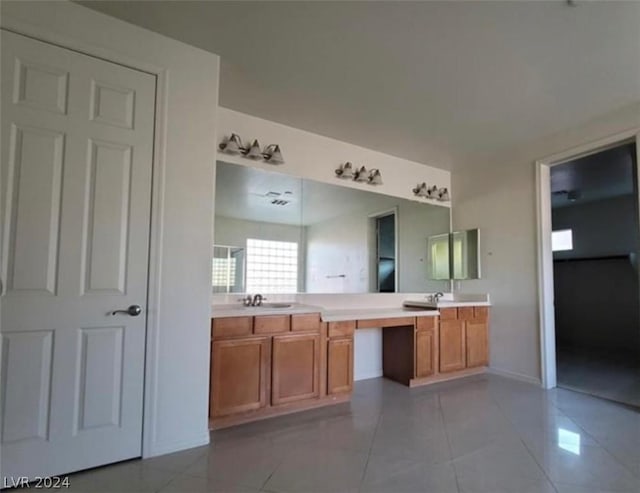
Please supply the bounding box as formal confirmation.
[413,183,448,201]
[437,188,450,202]
[219,133,244,154]
[335,162,355,179]
[413,182,428,197]
[219,133,285,164]
[353,166,369,182]
[368,169,383,185]
[263,144,284,164]
[245,139,263,160]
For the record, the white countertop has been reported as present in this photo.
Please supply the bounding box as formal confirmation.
[212,303,323,318]
[403,300,491,309]
[211,304,440,322]
[321,307,439,322]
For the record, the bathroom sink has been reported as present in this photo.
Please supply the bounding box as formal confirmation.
[253,303,293,309]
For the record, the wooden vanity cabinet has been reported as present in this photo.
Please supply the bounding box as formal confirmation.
[327,321,355,395]
[439,319,466,373]
[465,307,489,367]
[210,336,270,417]
[327,337,354,394]
[415,317,438,378]
[438,307,489,373]
[272,333,320,405]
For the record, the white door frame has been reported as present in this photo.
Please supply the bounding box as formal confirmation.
[536,128,640,389]
[1,1,219,459]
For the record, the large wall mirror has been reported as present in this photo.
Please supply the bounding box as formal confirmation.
[213,161,451,294]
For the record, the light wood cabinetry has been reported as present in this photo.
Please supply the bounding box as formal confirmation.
[438,307,489,373]
[327,337,354,394]
[272,333,320,404]
[210,337,270,417]
[465,319,489,367]
[415,327,437,378]
[439,319,466,373]
[326,320,355,395]
[210,312,348,429]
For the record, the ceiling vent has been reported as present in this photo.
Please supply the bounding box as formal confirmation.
[271,199,290,206]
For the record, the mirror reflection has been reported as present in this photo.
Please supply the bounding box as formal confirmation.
[426,228,481,280]
[213,162,451,293]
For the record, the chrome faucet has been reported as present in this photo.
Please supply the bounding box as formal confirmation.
[240,295,253,307]
[428,292,444,303]
[252,294,265,307]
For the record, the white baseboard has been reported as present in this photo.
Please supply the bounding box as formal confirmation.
[143,431,210,458]
[487,367,542,386]
[354,369,383,381]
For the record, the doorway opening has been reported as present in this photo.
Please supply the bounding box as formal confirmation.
[538,135,640,406]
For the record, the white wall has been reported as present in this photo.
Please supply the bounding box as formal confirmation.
[452,102,640,382]
[0,1,219,457]
[217,107,452,205]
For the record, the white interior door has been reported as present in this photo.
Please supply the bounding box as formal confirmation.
[0,30,156,479]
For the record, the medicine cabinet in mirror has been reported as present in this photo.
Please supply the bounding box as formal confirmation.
[427,229,481,280]
[213,161,451,293]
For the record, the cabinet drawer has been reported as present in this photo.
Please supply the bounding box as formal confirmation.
[328,320,356,338]
[357,317,415,329]
[291,313,321,332]
[439,308,458,320]
[458,307,475,321]
[474,306,489,321]
[211,316,252,339]
[254,315,290,334]
[416,316,436,331]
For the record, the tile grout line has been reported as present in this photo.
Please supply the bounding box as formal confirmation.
[356,408,384,493]
[437,391,463,493]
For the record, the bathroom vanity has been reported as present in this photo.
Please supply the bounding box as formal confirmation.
[209,301,489,429]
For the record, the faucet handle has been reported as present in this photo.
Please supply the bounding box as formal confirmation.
[239,295,252,306]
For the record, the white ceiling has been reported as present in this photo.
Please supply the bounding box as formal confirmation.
[80,1,640,170]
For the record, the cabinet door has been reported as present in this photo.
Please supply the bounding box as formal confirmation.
[327,338,354,394]
[439,320,466,373]
[272,333,320,405]
[210,337,270,417]
[415,329,437,378]
[466,320,489,367]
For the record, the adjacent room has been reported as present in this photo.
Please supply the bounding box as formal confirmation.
[551,142,640,407]
[1,1,639,492]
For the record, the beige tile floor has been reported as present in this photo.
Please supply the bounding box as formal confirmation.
[16,375,640,493]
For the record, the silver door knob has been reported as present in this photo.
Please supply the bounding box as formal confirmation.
[110,305,142,316]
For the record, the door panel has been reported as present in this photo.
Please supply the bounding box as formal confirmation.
[327,338,353,394]
[1,30,155,479]
[272,333,320,405]
[466,321,489,368]
[415,329,437,378]
[210,337,270,417]
[83,140,132,294]
[1,331,53,443]
[5,125,64,295]
[439,320,466,373]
